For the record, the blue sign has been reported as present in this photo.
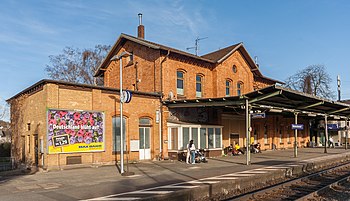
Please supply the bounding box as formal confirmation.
[251,113,266,119]
[292,124,304,130]
[327,124,338,130]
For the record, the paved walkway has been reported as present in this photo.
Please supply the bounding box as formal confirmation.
[0,147,349,201]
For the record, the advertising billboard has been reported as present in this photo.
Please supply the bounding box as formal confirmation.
[47,109,105,154]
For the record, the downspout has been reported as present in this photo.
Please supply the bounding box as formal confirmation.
[135,62,139,91]
[159,50,170,159]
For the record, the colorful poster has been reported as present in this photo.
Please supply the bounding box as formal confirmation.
[47,109,105,154]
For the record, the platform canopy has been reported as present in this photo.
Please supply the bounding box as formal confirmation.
[163,84,350,119]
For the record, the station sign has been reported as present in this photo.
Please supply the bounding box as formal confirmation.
[121,90,132,103]
[327,124,339,130]
[292,124,304,130]
[251,113,266,119]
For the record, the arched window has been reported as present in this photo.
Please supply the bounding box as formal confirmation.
[225,79,232,96]
[139,117,151,126]
[196,74,203,97]
[237,81,243,96]
[177,71,185,96]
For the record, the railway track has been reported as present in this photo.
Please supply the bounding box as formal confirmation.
[228,162,350,201]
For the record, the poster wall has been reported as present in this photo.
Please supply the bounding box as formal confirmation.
[47,109,105,154]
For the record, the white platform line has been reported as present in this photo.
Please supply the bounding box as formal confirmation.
[224,173,256,177]
[188,180,220,184]
[263,166,290,169]
[84,163,300,201]
[139,190,173,194]
[205,177,238,180]
[241,171,268,174]
[160,185,199,189]
[125,174,141,178]
[84,197,140,201]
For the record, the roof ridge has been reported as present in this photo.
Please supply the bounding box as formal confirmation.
[201,43,242,62]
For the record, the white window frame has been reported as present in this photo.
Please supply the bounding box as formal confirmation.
[196,74,203,98]
[167,123,223,151]
[177,71,184,96]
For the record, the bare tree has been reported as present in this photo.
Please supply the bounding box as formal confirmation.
[45,45,110,85]
[284,64,334,99]
[0,97,9,122]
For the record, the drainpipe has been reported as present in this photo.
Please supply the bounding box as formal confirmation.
[135,62,139,91]
[324,115,328,153]
[159,50,170,159]
[345,118,348,150]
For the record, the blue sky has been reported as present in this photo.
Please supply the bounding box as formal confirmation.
[2,0,350,106]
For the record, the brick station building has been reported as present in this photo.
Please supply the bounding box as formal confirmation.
[9,21,315,170]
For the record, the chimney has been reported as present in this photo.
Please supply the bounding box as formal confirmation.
[137,13,145,39]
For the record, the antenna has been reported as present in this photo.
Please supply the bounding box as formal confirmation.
[186,36,208,56]
[337,75,341,101]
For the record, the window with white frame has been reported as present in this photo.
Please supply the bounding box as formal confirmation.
[177,71,184,96]
[225,79,232,96]
[191,127,198,148]
[168,125,222,150]
[196,74,203,98]
[182,127,190,150]
[237,81,243,96]
[215,128,221,148]
[200,128,206,149]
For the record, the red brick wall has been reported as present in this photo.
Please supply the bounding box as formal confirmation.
[103,42,272,100]
[10,82,161,170]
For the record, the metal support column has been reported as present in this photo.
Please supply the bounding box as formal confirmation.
[294,112,298,158]
[245,99,251,165]
[324,115,328,153]
[346,118,348,150]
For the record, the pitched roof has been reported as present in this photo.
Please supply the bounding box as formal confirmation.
[95,33,214,76]
[95,33,282,83]
[201,43,241,61]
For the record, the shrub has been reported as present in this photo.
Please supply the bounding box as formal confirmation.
[0,142,11,157]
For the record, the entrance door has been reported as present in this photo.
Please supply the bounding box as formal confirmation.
[34,135,39,166]
[230,133,239,146]
[139,127,151,160]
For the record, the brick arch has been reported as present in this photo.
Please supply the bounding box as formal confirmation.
[138,115,154,121]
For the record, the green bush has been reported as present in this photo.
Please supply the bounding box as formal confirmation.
[0,142,11,157]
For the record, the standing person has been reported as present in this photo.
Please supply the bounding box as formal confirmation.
[329,136,335,148]
[186,140,191,164]
[189,140,196,164]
